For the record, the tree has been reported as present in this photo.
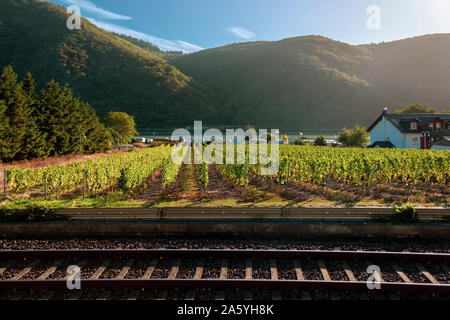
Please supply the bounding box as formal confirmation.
[103,111,138,145]
[314,136,327,146]
[0,65,39,161]
[395,104,436,114]
[337,126,369,148]
[0,100,10,161]
[281,134,289,144]
[21,72,48,159]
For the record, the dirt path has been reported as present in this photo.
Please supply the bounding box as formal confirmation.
[206,165,240,200]
[165,164,201,201]
[134,169,165,202]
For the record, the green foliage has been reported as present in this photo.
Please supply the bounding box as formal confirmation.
[218,145,449,187]
[314,136,327,146]
[0,0,209,129]
[373,203,419,223]
[2,0,450,131]
[294,138,305,146]
[337,126,369,148]
[0,65,111,161]
[395,104,436,114]
[194,145,209,190]
[103,111,138,145]
[0,204,66,223]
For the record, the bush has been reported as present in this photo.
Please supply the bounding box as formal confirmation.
[337,126,369,147]
[0,205,67,223]
[314,136,327,146]
[373,203,419,223]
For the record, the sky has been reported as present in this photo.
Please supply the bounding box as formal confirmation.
[47,0,450,53]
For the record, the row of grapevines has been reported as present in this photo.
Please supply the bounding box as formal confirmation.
[193,144,209,190]
[6,146,173,194]
[276,146,450,186]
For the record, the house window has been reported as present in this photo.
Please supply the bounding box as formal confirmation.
[428,123,433,129]
[410,122,417,130]
[436,122,441,129]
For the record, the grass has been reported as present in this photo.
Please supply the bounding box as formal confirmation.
[0,196,445,210]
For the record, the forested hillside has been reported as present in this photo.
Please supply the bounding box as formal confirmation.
[0,0,213,128]
[2,0,450,131]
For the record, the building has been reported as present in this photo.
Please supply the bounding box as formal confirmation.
[367,109,450,149]
[430,137,450,150]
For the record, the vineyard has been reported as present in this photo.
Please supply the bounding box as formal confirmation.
[0,145,448,206]
[3,146,176,198]
[217,146,450,186]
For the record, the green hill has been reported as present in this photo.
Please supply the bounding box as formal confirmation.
[0,0,212,128]
[171,35,450,130]
[2,0,450,131]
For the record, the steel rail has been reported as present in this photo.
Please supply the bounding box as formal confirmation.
[1,249,449,262]
[54,207,450,221]
[0,279,449,294]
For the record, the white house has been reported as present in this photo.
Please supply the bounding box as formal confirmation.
[430,137,450,150]
[367,109,450,149]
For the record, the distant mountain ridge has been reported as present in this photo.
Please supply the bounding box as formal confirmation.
[1,0,450,130]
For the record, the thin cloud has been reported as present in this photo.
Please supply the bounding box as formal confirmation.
[63,0,132,20]
[226,27,255,39]
[87,18,204,53]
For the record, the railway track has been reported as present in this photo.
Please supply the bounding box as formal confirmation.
[55,207,450,220]
[0,249,449,300]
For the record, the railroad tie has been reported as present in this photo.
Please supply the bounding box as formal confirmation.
[142,258,159,279]
[0,260,14,277]
[317,260,331,281]
[270,259,281,301]
[35,259,65,301]
[10,260,40,280]
[185,259,204,301]
[98,259,136,301]
[116,259,135,279]
[156,258,182,301]
[293,259,311,300]
[64,261,88,300]
[89,259,111,279]
[391,262,412,283]
[342,259,368,300]
[366,260,400,301]
[244,259,253,301]
[215,259,228,301]
[37,260,64,280]
[341,261,357,282]
[317,260,340,300]
[415,263,440,284]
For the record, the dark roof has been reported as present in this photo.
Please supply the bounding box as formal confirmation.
[367,113,450,133]
[430,137,450,147]
[367,141,396,148]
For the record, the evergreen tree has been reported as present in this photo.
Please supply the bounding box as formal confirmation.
[20,72,48,159]
[38,80,74,156]
[0,65,33,160]
[0,100,11,161]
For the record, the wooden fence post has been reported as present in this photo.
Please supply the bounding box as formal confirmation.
[286,159,290,192]
[3,169,6,200]
[82,170,86,199]
[408,162,421,198]
[161,164,166,190]
[244,162,248,190]
[325,164,333,194]
[203,165,207,192]
[43,174,47,200]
